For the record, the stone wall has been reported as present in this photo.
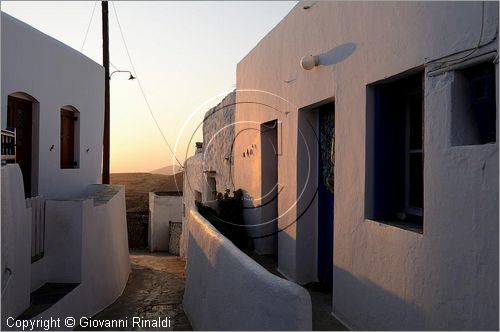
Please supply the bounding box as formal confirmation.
[181,91,237,258]
[202,91,236,194]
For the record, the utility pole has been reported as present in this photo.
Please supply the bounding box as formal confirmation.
[102,1,110,184]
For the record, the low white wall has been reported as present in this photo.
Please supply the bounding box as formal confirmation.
[183,208,312,330]
[149,193,182,252]
[29,185,130,326]
[29,199,86,294]
[1,165,31,326]
[180,153,203,258]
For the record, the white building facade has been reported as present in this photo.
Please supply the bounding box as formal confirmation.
[1,13,130,326]
[1,12,105,199]
[184,1,499,330]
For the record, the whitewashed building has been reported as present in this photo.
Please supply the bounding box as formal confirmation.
[183,1,499,330]
[149,191,183,253]
[1,12,130,327]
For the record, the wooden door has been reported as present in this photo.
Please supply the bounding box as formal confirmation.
[7,96,33,197]
[60,109,75,168]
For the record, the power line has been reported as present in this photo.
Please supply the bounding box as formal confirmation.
[442,1,485,64]
[80,1,119,72]
[80,1,98,52]
[433,1,488,66]
[109,61,120,71]
[110,2,184,168]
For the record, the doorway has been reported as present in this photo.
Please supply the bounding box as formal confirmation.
[7,95,33,197]
[259,120,279,256]
[297,101,335,287]
[317,103,334,289]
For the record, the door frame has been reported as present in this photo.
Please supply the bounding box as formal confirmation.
[296,97,335,285]
[7,93,39,197]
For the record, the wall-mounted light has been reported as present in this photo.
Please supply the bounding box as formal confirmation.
[300,54,319,70]
[109,70,136,80]
[303,1,318,10]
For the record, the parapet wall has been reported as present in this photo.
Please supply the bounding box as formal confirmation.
[183,208,312,330]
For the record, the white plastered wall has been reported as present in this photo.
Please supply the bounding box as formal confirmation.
[235,1,499,329]
[29,186,130,326]
[149,193,182,252]
[1,13,104,199]
[1,165,31,325]
[180,153,203,258]
[183,208,312,330]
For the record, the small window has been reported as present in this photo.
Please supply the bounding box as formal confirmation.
[194,190,202,202]
[206,176,216,201]
[366,71,424,232]
[60,107,79,169]
[451,62,496,146]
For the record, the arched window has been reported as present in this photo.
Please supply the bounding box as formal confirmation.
[60,106,80,169]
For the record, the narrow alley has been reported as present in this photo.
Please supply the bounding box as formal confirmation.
[78,251,192,331]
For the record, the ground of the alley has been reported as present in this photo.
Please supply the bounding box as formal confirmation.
[78,251,192,331]
[78,249,345,331]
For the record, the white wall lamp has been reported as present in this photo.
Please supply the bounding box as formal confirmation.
[300,54,319,70]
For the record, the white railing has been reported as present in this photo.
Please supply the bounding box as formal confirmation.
[26,195,46,262]
[1,128,16,165]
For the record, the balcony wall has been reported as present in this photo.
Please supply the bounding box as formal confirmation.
[1,164,31,323]
[1,166,130,328]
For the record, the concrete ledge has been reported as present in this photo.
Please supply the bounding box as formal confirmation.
[183,208,312,330]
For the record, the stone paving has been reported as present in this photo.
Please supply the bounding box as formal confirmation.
[79,251,192,331]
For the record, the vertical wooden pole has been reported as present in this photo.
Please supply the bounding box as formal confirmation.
[102,1,110,184]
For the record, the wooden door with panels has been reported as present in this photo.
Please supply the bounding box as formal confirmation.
[7,96,33,197]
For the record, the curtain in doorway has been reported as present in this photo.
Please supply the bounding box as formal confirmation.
[319,109,334,194]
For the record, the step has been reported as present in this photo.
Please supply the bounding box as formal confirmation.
[17,283,79,320]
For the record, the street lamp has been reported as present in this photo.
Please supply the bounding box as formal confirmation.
[109,70,136,80]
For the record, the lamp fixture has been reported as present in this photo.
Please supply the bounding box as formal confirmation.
[300,54,319,70]
[109,70,136,80]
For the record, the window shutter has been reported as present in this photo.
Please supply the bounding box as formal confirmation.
[60,109,76,168]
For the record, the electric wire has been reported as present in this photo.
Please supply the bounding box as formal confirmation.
[110,2,184,168]
[433,1,491,66]
[80,1,98,52]
[442,1,485,64]
[80,2,120,72]
[110,62,120,71]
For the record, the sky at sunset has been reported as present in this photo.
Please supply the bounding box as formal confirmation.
[2,1,297,173]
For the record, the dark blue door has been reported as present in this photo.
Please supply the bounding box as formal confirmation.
[317,104,334,289]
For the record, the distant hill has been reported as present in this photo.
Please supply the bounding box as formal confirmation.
[150,164,183,176]
[110,172,184,213]
[110,171,184,249]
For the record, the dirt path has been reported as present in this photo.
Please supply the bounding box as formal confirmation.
[79,251,192,331]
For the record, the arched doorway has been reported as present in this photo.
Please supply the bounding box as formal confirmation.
[7,92,39,197]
